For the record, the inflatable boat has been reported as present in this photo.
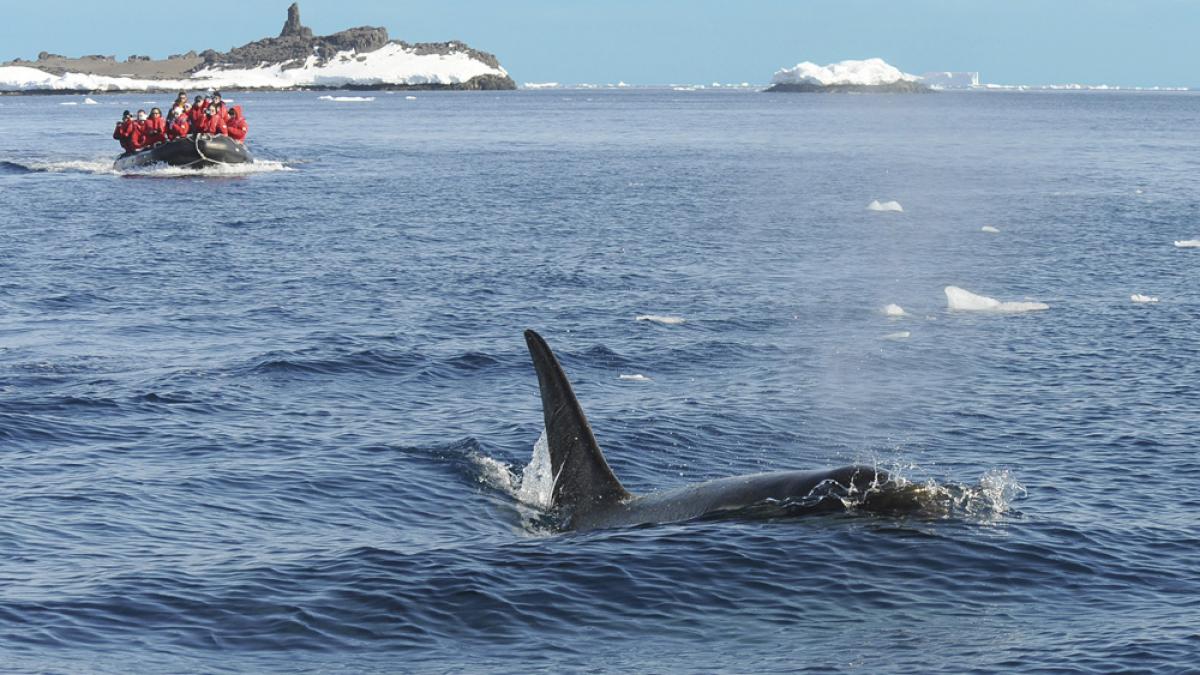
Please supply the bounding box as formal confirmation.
[113,134,253,171]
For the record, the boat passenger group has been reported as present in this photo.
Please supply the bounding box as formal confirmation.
[112,91,248,154]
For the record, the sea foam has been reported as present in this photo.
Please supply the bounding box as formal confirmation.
[945,286,1049,313]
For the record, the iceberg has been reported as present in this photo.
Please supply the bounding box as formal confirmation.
[868,200,904,212]
[636,314,686,325]
[883,304,907,317]
[981,225,1000,234]
[945,286,1049,313]
[772,58,916,87]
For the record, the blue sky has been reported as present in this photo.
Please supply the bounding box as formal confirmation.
[2,0,1196,86]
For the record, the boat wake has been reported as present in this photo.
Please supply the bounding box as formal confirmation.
[0,157,294,177]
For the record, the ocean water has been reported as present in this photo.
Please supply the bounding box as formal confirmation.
[1,89,1198,672]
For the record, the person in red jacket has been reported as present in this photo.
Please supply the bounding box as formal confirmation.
[188,95,208,130]
[225,106,248,142]
[113,110,136,153]
[166,107,190,140]
[128,110,149,151]
[142,107,167,146]
[210,91,229,123]
[197,106,227,136]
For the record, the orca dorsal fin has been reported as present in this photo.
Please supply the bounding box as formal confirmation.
[524,330,631,514]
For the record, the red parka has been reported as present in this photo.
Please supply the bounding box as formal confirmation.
[113,120,136,153]
[225,108,248,141]
[197,113,227,136]
[142,117,167,146]
[167,115,190,140]
[128,120,147,151]
[188,100,209,129]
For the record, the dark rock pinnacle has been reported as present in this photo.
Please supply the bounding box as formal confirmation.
[280,3,313,39]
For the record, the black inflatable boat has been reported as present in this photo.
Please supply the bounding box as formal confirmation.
[113,134,253,171]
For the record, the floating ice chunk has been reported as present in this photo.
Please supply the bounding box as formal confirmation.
[318,95,375,102]
[1174,239,1200,248]
[1130,294,1159,303]
[619,374,652,382]
[59,101,78,106]
[883,331,911,340]
[523,82,560,89]
[868,200,903,212]
[83,97,98,105]
[981,225,1000,234]
[636,314,686,325]
[405,95,417,100]
[945,286,1049,313]
[883,303,906,317]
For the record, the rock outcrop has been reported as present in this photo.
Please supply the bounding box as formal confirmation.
[1,3,515,92]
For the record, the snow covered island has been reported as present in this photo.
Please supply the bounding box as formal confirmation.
[765,58,931,93]
[0,3,515,93]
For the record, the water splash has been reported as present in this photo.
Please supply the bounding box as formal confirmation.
[1,157,294,177]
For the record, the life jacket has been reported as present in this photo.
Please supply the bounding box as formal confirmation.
[142,117,168,146]
[225,107,248,141]
[212,101,228,123]
[167,115,190,140]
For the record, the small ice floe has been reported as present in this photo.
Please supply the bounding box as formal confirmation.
[59,101,78,106]
[1174,239,1200,248]
[945,286,1049,313]
[636,314,686,325]
[619,374,652,382]
[883,331,911,340]
[318,95,375,102]
[83,97,98,105]
[405,96,417,101]
[981,225,1001,234]
[868,200,904,212]
[1130,294,1159,303]
[883,303,907,317]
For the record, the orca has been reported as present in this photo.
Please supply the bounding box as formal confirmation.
[524,329,908,531]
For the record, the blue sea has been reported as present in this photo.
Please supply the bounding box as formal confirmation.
[1,89,1198,672]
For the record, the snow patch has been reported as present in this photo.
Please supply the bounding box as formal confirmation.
[981,225,1000,234]
[1174,239,1200,248]
[1130,294,1159,303]
[772,58,916,87]
[883,304,906,317]
[945,286,1049,313]
[868,200,903,212]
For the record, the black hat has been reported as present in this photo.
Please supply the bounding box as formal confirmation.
[122,110,131,117]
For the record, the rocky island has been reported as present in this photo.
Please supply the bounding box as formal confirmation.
[0,3,515,93]
[765,58,931,93]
